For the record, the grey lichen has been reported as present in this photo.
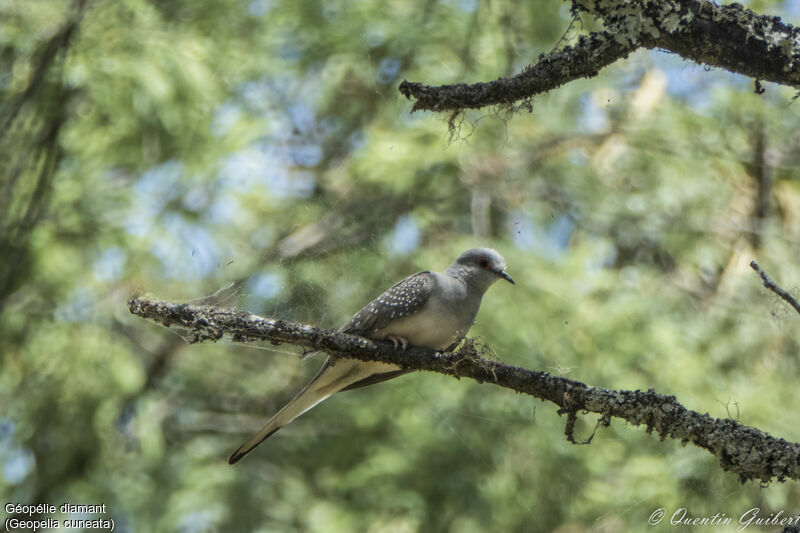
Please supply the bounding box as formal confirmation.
[400,0,799,113]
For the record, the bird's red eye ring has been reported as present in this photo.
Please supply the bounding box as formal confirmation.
[476,257,490,269]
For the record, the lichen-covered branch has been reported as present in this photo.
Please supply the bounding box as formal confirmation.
[400,0,800,113]
[128,296,800,484]
[399,31,632,112]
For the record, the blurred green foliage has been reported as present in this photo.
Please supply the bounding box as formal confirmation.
[1,0,800,531]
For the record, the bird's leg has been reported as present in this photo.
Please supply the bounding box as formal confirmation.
[386,335,408,351]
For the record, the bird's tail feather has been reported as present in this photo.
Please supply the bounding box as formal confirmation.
[227,358,336,464]
[228,357,379,464]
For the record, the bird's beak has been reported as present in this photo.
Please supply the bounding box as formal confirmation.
[498,270,515,285]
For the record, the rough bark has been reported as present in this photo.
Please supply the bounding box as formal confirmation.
[129,295,800,484]
[399,0,800,113]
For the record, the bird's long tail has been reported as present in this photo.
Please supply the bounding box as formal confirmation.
[227,357,400,464]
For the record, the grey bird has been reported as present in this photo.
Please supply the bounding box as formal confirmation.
[228,247,514,464]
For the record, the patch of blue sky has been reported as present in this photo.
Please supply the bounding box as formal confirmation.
[208,194,240,225]
[123,210,158,237]
[289,144,323,167]
[279,40,302,62]
[289,102,316,133]
[348,129,367,151]
[239,76,289,115]
[655,51,750,110]
[54,286,94,323]
[599,242,618,269]
[150,214,220,279]
[210,101,242,137]
[510,212,574,260]
[567,147,590,166]
[0,418,13,439]
[125,160,184,237]
[3,447,34,485]
[123,215,154,238]
[578,93,609,133]
[247,0,272,17]
[386,215,420,256]
[220,146,275,192]
[249,226,276,249]
[736,0,795,14]
[177,509,220,533]
[132,160,183,215]
[173,223,220,278]
[460,0,479,12]
[221,145,316,198]
[377,57,402,84]
[94,247,126,283]
[182,185,210,212]
[444,0,479,13]
[246,271,283,300]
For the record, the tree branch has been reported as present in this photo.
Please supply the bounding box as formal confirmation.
[399,31,633,112]
[750,261,800,316]
[128,295,800,484]
[400,0,800,113]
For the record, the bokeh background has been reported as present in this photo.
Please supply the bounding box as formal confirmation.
[2,0,800,531]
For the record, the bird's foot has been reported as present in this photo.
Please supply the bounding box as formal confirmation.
[387,335,408,351]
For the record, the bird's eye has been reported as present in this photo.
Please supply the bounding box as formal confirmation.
[476,257,490,269]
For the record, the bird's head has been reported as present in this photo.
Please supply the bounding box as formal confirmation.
[447,247,514,291]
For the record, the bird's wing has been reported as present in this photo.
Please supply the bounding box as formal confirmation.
[335,271,436,390]
[298,270,435,360]
[339,270,436,335]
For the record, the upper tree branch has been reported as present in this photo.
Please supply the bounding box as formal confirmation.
[399,31,632,112]
[129,296,800,484]
[400,0,800,113]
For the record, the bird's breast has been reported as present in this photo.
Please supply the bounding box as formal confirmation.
[374,292,480,351]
